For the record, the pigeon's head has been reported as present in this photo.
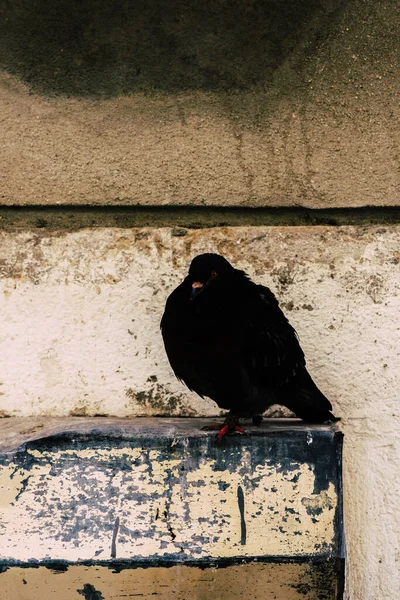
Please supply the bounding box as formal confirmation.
[188,253,235,299]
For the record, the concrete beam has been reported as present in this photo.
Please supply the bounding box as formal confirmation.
[0,1,399,207]
[0,562,343,600]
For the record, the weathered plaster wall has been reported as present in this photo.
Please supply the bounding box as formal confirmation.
[1,0,400,207]
[1,226,398,421]
[1,1,399,597]
[0,225,399,598]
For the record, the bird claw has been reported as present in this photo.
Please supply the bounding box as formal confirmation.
[217,424,248,442]
[201,422,248,442]
[233,425,247,435]
[216,424,230,442]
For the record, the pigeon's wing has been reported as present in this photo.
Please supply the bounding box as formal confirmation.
[240,283,333,417]
[161,282,195,386]
[239,283,306,389]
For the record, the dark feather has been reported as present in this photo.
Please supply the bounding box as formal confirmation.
[161,254,337,423]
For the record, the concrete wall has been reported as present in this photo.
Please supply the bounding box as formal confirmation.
[0,224,399,599]
[1,0,400,598]
[0,226,398,421]
[1,0,400,207]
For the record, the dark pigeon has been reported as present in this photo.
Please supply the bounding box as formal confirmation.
[161,253,337,440]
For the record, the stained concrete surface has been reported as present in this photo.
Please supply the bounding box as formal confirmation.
[0,0,338,96]
[0,225,398,421]
[0,0,400,207]
[1,206,400,232]
[1,3,399,595]
[0,416,337,453]
[0,418,343,598]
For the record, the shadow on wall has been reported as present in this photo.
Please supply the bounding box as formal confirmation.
[0,0,347,96]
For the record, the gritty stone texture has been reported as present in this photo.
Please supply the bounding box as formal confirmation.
[0,418,343,563]
[0,1,400,207]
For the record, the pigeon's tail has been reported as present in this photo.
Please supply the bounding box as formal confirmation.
[277,369,338,423]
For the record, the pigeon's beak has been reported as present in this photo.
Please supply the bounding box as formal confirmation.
[191,281,203,300]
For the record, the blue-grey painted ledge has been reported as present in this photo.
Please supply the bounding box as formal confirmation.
[0,417,344,599]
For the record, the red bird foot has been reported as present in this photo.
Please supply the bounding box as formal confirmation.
[201,419,247,442]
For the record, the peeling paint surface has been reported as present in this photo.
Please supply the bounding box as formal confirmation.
[0,420,342,563]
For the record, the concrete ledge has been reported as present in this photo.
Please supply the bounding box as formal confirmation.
[0,562,344,600]
[0,418,344,597]
[0,418,343,565]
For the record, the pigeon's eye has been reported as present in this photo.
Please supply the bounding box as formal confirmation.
[211,270,217,279]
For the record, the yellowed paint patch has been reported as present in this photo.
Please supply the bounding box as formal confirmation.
[181,459,336,558]
[0,445,337,562]
[0,464,27,508]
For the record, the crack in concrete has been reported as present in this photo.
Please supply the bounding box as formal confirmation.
[111,516,120,559]
[1,206,399,231]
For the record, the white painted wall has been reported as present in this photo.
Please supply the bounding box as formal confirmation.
[0,225,399,598]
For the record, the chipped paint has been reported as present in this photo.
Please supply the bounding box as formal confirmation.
[0,420,342,564]
[0,465,28,507]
